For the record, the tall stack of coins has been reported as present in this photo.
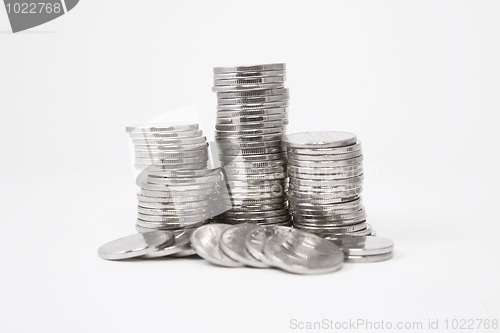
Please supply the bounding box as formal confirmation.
[284,131,373,237]
[212,63,292,226]
[127,124,226,233]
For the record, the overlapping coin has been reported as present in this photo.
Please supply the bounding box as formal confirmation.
[213,64,291,225]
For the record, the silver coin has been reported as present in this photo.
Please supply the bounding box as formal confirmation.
[263,228,344,274]
[214,76,285,86]
[141,229,195,258]
[135,162,208,170]
[216,127,284,137]
[213,63,285,74]
[137,212,212,223]
[287,150,362,161]
[219,224,269,268]
[345,251,393,263]
[217,95,288,105]
[287,187,363,199]
[219,147,284,157]
[290,197,362,210]
[329,236,394,256]
[217,87,288,99]
[284,131,357,149]
[217,101,288,111]
[212,83,284,93]
[214,70,285,79]
[287,156,363,168]
[190,224,244,267]
[138,200,211,210]
[288,168,364,180]
[230,196,287,205]
[128,129,203,139]
[222,158,286,168]
[137,206,210,216]
[225,208,289,218]
[287,164,363,175]
[217,107,287,118]
[135,155,208,165]
[288,183,362,193]
[286,141,362,155]
[244,225,292,265]
[215,121,286,131]
[289,175,364,187]
[231,202,288,211]
[225,172,286,182]
[223,213,291,224]
[145,167,221,178]
[137,192,211,203]
[220,153,286,162]
[217,115,286,126]
[140,182,214,192]
[134,149,208,159]
[294,222,367,234]
[216,133,283,143]
[139,188,213,198]
[136,219,208,230]
[147,175,221,186]
[323,225,374,238]
[97,231,174,260]
[170,245,197,257]
[132,136,207,145]
[133,142,209,152]
[293,215,367,227]
[126,123,199,133]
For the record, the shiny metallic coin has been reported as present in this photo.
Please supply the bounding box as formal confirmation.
[214,76,285,86]
[217,115,285,126]
[190,224,245,267]
[288,168,364,180]
[126,123,199,133]
[138,200,211,210]
[225,208,289,218]
[223,165,286,176]
[139,188,213,198]
[230,196,287,206]
[137,212,212,223]
[217,107,287,118]
[222,214,291,224]
[289,175,364,187]
[287,150,362,161]
[217,139,283,149]
[140,182,215,192]
[344,252,393,263]
[217,101,288,111]
[225,172,287,182]
[216,127,284,137]
[290,197,362,210]
[217,95,288,105]
[231,202,288,212]
[286,141,362,155]
[222,159,286,168]
[142,229,194,258]
[220,224,270,268]
[135,155,208,165]
[294,222,367,234]
[133,143,209,153]
[287,187,363,199]
[287,164,362,175]
[288,194,360,205]
[136,219,208,230]
[288,184,362,194]
[217,87,288,99]
[214,70,285,79]
[137,206,210,216]
[244,225,292,265]
[135,162,208,170]
[97,231,174,260]
[212,83,285,93]
[323,225,374,238]
[145,167,221,178]
[132,136,207,146]
[263,228,344,274]
[287,156,363,168]
[170,245,197,257]
[215,121,287,131]
[216,133,283,143]
[329,236,394,256]
[134,149,207,159]
[128,129,203,139]
[137,193,211,203]
[219,147,284,157]
[283,131,357,149]
[213,63,286,74]
[293,215,367,227]
[147,175,221,186]
[220,152,286,162]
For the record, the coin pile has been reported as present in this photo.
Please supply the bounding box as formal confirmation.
[212,63,292,226]
[190,223,345,274]
[284,131,373,237]
[127,123,227,237]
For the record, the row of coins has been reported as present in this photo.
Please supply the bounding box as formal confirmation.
[213,63,292,225]
[283,131,373,237]
[127,124,229,232]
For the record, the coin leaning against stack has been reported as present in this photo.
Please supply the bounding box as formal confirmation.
[127,123,228,245]
[213,63,292,226]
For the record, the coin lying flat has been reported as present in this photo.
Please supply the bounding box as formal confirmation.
[330,236,394,256]
[213,63,286,74]
[126,123,199,133]
[142,229,194,258]
[263,228,344,274]
[344,252,394,263]
[190,224,245,267]
[220,224,269,268]
[98,231,174,260]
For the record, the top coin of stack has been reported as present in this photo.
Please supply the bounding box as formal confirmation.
[284,131,372,237]
[212,63,292,226]
[127,123,226,233]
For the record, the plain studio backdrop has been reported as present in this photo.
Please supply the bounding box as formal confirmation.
[1,1,499,332]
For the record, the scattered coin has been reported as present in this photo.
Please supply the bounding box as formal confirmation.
[98,231,174,260]
[220,224,270,268]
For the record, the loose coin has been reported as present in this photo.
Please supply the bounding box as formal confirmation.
[220,224,269,268]
[97,231,174,260]
[142,229,194,258]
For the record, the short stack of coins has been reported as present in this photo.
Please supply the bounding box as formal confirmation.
[212,63,292,226]
[284,131,374,237]
[127,123,225,233]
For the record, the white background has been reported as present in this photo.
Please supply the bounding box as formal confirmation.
[1,1,499,332]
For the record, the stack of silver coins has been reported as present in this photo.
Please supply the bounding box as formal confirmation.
[284,131,373,237]
[212,63,292,226]
[127,123,226,233]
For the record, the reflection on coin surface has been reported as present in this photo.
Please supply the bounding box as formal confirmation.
[98,231,174,260]
[263,228,344,274]
[284,131,357,148]
[143,229,194,258]
[344,251,394,263]
[190,224,244,267]
[220,224,269,268]
[331,236,394,256]
[244,225,293,265]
